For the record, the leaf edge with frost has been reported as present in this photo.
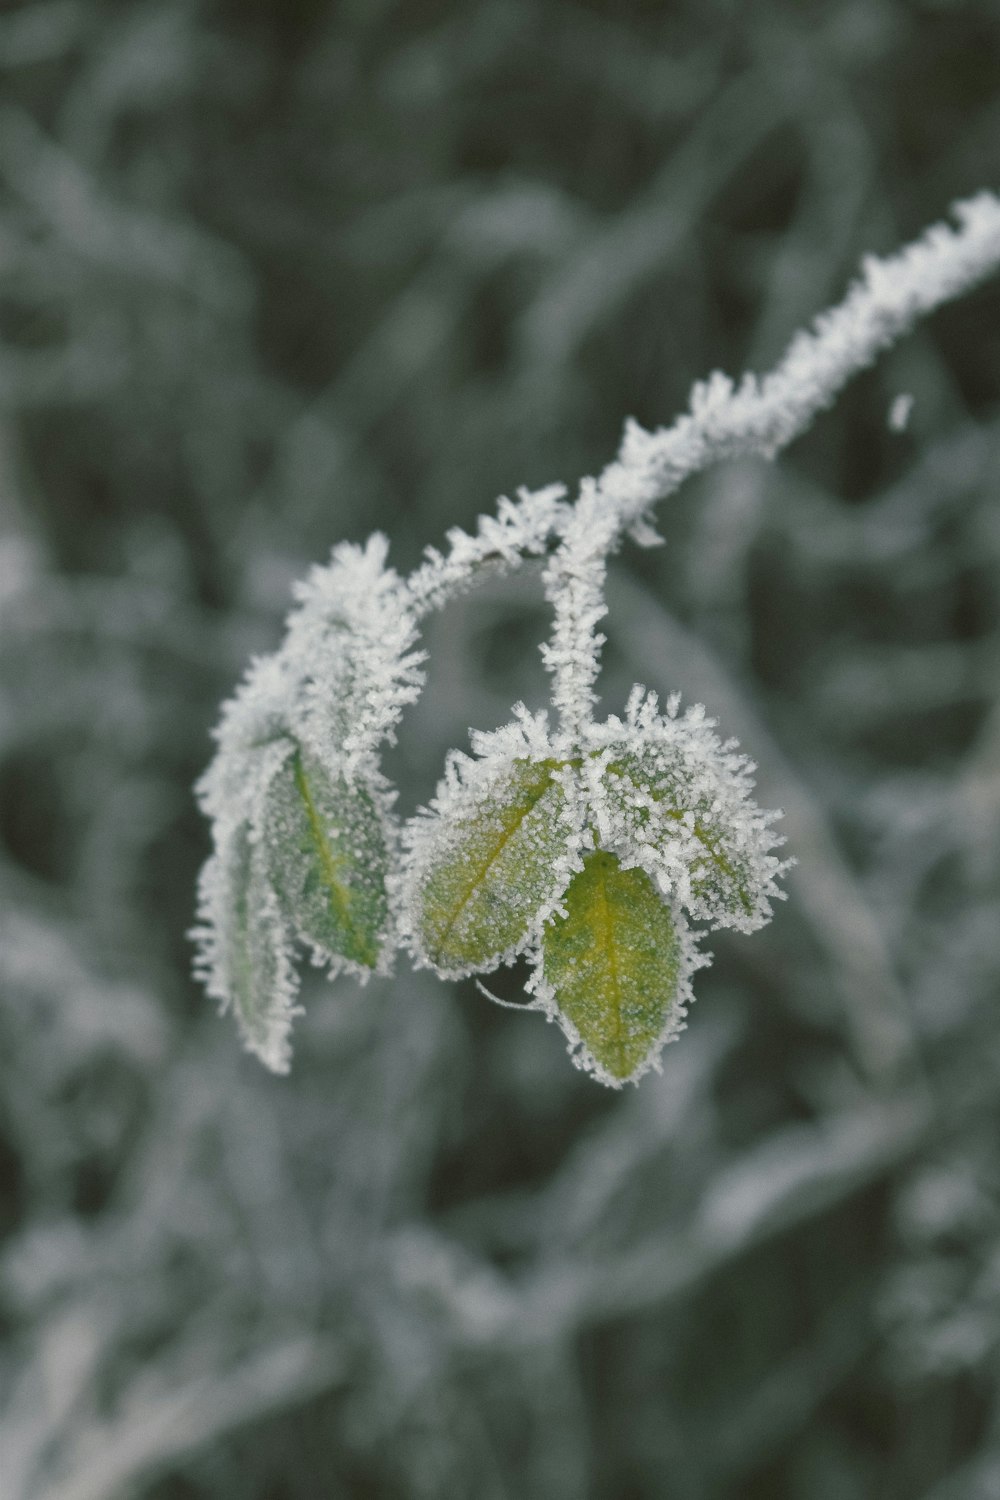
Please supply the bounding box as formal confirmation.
[399,708,588,979]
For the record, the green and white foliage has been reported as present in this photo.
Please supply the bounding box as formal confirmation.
[528,852,706,1088]
[582,687,786,935]
[192,535,424,1070]
[399,688,778,1086]
[399,709,588,979]
[193,191,1000,1085]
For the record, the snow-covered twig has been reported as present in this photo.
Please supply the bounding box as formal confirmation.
[538,191,1000,729]
[194,190,1000,1085]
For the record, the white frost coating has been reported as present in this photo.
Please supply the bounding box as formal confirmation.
[406,483,570,618]
[606,193,1000,525]
[538,192,1000,734]
[414,196,1000,633]
[397,706,590,977]
[193,191,1000,1084]
[526,906,709,1091]
[193,535,425,1069]
[400,685,781,1081]
[192,745,302,1073]
[280,533,425,776]
[198,535,423,821]
[541,478,617,744]
[888,393,914,432]
[397,194,1000,653]
[582,686,789,933]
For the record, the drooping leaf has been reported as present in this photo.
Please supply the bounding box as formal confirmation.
[262,745,389,971]
[542,850,683,1083]
[208,822,299,1073]
[412,757,576,976]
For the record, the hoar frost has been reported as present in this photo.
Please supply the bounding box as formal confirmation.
[192,191,1000,1085]
[192,535,424,1071]
[401,693,784,1086]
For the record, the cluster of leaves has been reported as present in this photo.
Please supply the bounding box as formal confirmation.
[403,692,784,1083]
[196,536,787,1085]
[191,186,1000,1089]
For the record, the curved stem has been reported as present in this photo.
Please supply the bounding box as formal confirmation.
[400,190,1000,722]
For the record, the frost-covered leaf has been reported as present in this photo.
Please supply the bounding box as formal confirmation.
[403,710,585,976]
[194,822,299,1074]
[410,757,575,976]
[601,749,757,917]
[262,743,390,972]
[539,850,687,1085]
[282,533,425,775]
[584,688,787,932]
[193,534,422,1065]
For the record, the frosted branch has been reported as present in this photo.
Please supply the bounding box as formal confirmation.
[409,196,1000,631]
[405,483,570,619]
[394,192,1000,735]
[540,479,617,745]
[601,191,1000,528]
[535,190,1000,734]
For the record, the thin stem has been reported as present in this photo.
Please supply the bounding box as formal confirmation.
[541,480,617,745]
[404,483,571,621]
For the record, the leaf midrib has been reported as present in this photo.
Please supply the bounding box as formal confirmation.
[591,855,627,1076]
[430,761,561,956]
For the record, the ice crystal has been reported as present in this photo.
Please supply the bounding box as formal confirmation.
[262,746,390,970]
[888,392,915,433]
[540,479,617,744]
[407,483,570,618]
[193,789,301,1074]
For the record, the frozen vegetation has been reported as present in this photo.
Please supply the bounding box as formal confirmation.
[2,4,1000,1498]
[197,190,997,1087]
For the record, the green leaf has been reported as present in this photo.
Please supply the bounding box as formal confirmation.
[263,745,389,970]
[415,758,573,975]
[222,822,297,1070]
[542,850,682,1082]
[603,751,755,920]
